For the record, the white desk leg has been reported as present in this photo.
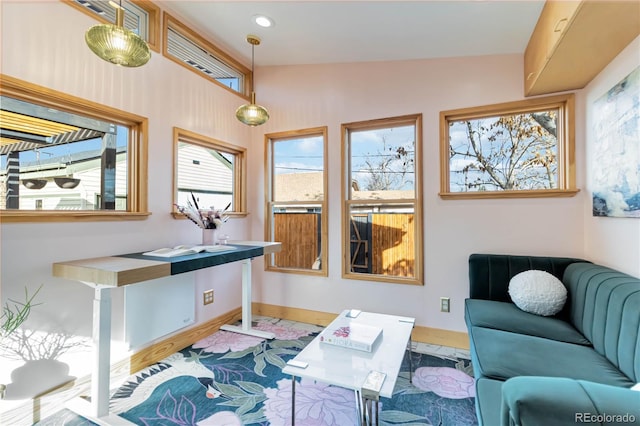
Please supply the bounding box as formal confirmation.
[66,285,136,425]
[220,259,275,339]
[92,285,111,417]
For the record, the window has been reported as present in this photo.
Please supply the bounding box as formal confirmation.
[342,115,423,285]
[66,0,161,52]
[265,127,328,275]
[440,94,577,199]
[0,74,148,222]
[163,13,251,98]
[173,128,246,218]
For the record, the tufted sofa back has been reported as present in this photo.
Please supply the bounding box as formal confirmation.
[468,253,587,304]
[564,263,640,383]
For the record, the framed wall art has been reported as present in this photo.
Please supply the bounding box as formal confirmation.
[592,66,640,218]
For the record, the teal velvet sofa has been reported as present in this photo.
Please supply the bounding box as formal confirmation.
[464,253,640,426]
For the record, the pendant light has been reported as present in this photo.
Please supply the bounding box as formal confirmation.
[236,35,269,126]
[85,0,151,67]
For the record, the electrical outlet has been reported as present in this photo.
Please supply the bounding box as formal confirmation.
[440,297,450,313]
[203,289,214,305]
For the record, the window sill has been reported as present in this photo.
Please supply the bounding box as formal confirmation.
[171,211,249,219]
[438,188,580,200]
[342,271,424,286]
[1,211,152,223]
[265,265,328,277]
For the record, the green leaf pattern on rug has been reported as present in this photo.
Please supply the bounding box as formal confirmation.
[215,380,268,423]
[379,409,432,425]
[221,339,305,377]
[40,320,477,426]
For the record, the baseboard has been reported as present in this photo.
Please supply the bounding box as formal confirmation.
[129,307,242,373]
[410,325,470,350]
[252,302,338,326]
[252,302,470,350]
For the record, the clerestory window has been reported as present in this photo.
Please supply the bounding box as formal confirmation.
[163,13,251,98]
[66,0,161,52]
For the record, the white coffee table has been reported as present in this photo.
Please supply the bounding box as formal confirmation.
[282,310,415,425]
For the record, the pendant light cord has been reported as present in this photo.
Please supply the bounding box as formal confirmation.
[251,43,255,93]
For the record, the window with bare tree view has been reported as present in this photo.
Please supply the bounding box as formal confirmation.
[342,114,423,285]
[440,94,577,199]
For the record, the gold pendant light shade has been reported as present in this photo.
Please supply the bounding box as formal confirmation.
[85,5,150,67]
[236,35,269,126]
[236,92,270,126]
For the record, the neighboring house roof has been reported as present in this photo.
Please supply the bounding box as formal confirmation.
[274,172,414,201]
[352,189,415,201]
[275,172,323,201]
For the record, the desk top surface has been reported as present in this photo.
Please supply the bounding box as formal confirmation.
[52,241,281,287]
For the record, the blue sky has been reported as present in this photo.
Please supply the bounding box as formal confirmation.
[273,125,416,192]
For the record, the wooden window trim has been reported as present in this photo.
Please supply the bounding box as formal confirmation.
[341,114,424,285]
[0,74,149,223]
[439,94,578,199]
[62,0,161,53]
[265,127,328,276]
[162,13,251,100]
[172,127,247,219]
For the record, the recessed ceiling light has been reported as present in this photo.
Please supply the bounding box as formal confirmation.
[254,15,274,28]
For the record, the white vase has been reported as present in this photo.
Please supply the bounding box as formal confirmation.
[202,228,216,245]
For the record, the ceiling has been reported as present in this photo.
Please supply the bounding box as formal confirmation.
[157,1,546,68]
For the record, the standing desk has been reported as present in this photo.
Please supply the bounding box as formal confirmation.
[52,241,280,424]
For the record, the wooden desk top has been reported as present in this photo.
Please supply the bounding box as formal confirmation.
[52,241,281,287]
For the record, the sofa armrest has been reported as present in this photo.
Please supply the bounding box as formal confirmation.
[501,376,640,426]
[468,253,588,302]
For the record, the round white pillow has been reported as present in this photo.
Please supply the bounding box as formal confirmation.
[508,270,567,316]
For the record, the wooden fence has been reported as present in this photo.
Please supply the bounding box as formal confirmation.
[273,213,320,269]
[274,212,414,277]
[351,213,415,277]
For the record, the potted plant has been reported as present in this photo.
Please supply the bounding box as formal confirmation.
[0,286,41,399]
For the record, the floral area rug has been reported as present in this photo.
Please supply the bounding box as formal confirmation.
[39,319,477,426]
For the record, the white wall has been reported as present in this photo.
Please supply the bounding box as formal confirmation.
[250,55,588,333]
[582,36,640,278]
[0,1,253,388]
[2,0,637,401]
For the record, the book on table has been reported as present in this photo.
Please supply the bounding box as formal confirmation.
[142,245,236,258]
[320,318,383,352]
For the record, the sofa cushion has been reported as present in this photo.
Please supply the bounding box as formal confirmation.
[468,253,588,307]
[563,263,640,382]
[465,299,591,345]
[469,326,635,388]
[475,377,503,426]
[508,270,567,316]
[502,377,640,426]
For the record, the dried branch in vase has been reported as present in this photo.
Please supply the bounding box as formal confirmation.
[175,193,230,229]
